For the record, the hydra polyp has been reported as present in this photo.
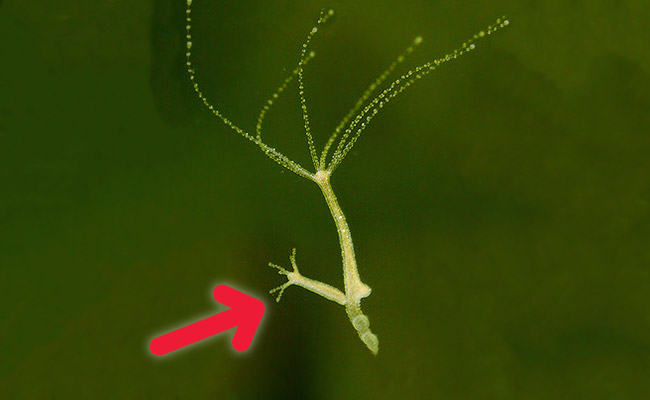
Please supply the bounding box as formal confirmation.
[184,0,508,354]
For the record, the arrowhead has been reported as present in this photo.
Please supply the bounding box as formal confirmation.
[212,285,265,351]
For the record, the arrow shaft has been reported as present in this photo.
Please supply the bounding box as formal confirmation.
[150,310,237,356]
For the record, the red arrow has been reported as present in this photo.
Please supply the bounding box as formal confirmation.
[150,285,265,355]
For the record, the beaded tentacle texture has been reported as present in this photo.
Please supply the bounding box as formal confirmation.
[185,0,509,355]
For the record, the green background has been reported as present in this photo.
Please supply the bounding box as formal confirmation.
[1,0,649,398]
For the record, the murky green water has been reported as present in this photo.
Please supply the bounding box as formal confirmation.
[1,0,649,398]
